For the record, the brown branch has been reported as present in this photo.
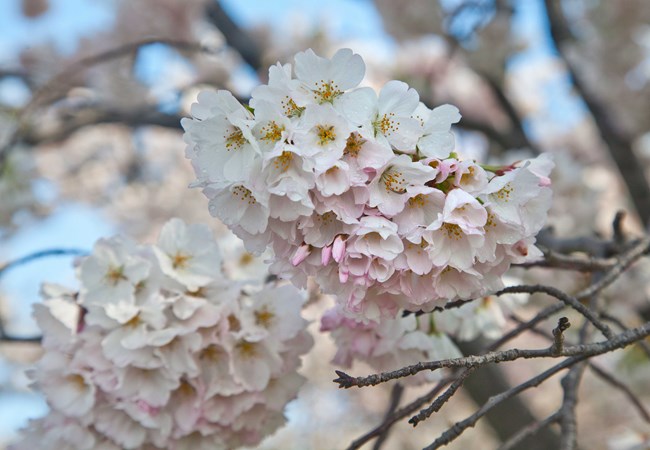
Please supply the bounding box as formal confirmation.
[589,363,650,424]
[598,311,650,361]
[21,108,184,146]
[408,367,475,427]
[551,317,571,355]
[0,39,212,172]
[496,412,560,450]
[544,0,650,226]
[487,303,565,351]
[371,383,404,450]
[333,320,650,389]
[497,284,613,339]
[0,248,87,278]
[515,250,617,272]
[557,363,586,450]
[345,377,453,450]
[205,1,262,71]
[423,355,587,449]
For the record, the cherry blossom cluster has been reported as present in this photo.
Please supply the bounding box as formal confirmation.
[183,48,553,322]
[13,218,312,450]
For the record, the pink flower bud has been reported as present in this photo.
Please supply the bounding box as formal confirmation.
[333,236,346,263]
[291,244,311,266]
[321,245,332,266]
[514,240,529,256]
[339,268,349,283]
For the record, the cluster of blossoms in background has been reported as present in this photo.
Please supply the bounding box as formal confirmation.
[183,48,554,323]
[13,219,312,450]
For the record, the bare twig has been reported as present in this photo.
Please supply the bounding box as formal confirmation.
[551,317,571,355]
[21,108,184,146]
[598,311,650,360]
[515,250,617,272]
[496,284,613,339]
[0,248,87,278]
[346,377,453,450]
[371,383,404,450]
[589,363,650,424]
[496,412,560,450]
[408,367,475,427]
[205,1,262,71]
[0,39,212,171]
[333,321,650,389]
[487,303,565,351]
[423,356,587,449]
[558,363,587,450]
[544,0,650,226]
[575,236,650,300]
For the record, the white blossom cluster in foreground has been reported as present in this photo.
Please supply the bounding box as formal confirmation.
[183,48,553,322]
[13,219,312,450]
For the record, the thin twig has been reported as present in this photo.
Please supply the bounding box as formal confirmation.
[333,321,650,389]
[496,412,560,450]
[551,317,571,355]
[515,250,617,272]
[372,383,404,450]
[0,248,88,278]
[408,367,476,427]
[345,377,453,450]
[496,284,613,339]
[0,39,212,171]
[423,355,589,449]
[558,363,587,450]
[588,363,650,424]
[575,236,650,300]
[598,311,650,360]
[487,303,565,351]
[544,0,650,226]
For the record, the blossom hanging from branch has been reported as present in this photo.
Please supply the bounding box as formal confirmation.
[183,48,554,323]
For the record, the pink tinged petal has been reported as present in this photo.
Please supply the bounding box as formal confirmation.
[291,244,311,266]
[339,268,349,283]
[322,245,332,265]
[333,235,346,262]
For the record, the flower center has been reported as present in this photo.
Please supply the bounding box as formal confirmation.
[105,265,126,285]
[442,223,463,240]
[236,340,258,358]
[172,252,191,269]
[224,128,246,151]
[313,80,343,104]
[381,168,406,194]
[273,151,294,172]
[282,96,304,117]
[254,306,275,328]
[344,132,365,158]
[232,185,257,205]
[316,125,336,145]
[260,120,284,143]
[373,112,400,136]
[495,182,514,202]
[408,194,426,208]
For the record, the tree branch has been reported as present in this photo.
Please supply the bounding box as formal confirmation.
[334,321,650,389]
[496,412,560,450]
[544,0,650,226]
[0,248,88,278]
